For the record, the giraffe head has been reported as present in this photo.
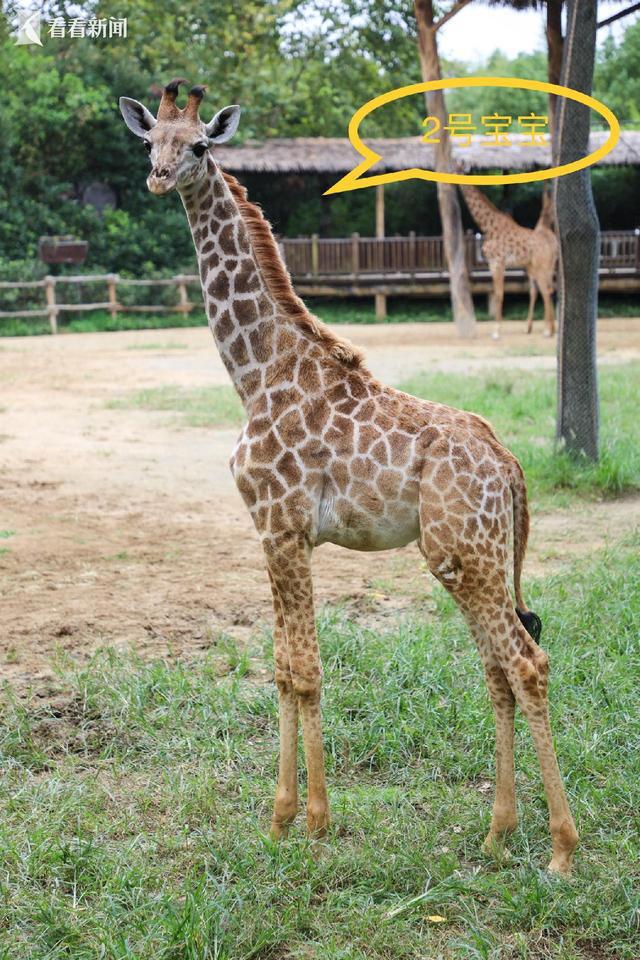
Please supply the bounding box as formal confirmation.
[119,79,240,196]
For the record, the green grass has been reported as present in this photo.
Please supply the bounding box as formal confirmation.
[308,294,640,326]
[107,385,244,429]
[400,363,640,509]
[125,341,190,351]
[1,538,638,958]
[0,310,209,338]
[0,295,637,336]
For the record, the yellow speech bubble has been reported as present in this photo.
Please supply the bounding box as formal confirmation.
[324,76,620,194]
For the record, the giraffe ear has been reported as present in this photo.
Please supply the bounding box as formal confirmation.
[205,105,241,144]
[119,97,157,138]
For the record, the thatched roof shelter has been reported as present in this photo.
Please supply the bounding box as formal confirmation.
[217,130,640,174]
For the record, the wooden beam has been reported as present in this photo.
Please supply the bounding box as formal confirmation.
[375,184,387,320]
[375,183,385,239]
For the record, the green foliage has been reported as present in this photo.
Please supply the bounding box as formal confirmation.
[596,19,640,127]
[0,539,638,956]
[0,3,637,276]
[444,49,548,120]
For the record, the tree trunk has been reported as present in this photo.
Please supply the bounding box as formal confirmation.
[414,0,476,338]
[546,0,564,148]
[555,0,599,460]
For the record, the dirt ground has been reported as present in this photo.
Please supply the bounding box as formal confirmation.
[1,318,639,699]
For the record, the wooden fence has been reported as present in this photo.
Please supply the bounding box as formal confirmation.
[281,230,640,277]
[1,230,638,332]
[0,273,201,333]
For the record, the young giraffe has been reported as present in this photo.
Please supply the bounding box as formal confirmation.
[460,183,558,340]
[120,81,578,875]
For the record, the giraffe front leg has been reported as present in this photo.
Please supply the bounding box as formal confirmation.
[263,532,330,838]
[540,284,555,337]
[268,573,299,839]
[489,262,505,340]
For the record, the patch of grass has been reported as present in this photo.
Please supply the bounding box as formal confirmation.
[0,530,15,538]
[0,539,638,957]
[308,294,640,326]
[400,363,640,508]
[1,295,637,336]
[0,310,208,338]
[125,341,190,351]
[107,384,244,428]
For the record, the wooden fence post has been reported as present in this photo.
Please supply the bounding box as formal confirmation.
[409,230,416,274]
[45,276,58,334]
[107,273,118,319]
[374,293,387,321]
[311,234,319,277]
[175,274,190,314]
[351,232,359,276]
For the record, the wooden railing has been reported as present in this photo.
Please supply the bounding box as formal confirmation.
[599,230,640,269]
[1,230,638,331]
[281,230,640,277]
[0,273,200,333]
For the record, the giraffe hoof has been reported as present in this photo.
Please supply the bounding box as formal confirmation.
[306,806,330,838]
[270,819,293,840]
[491,332,500,341]
[547,857,572,877]
[543,330,552,338]
[481,834,512,864]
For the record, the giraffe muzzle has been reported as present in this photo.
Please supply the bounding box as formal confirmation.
[147,168,177,195]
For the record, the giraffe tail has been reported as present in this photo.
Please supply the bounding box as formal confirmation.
[511,464,542,644]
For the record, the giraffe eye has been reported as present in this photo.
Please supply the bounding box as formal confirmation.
[143,140,152,153]
[192,142,208,158]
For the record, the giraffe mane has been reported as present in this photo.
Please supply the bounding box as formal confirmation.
[222,172,366,370]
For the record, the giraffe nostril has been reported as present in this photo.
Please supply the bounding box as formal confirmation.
[153,167,171,179]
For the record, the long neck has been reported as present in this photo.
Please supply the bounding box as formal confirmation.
[460,185,509,234]
[180,160,279,408]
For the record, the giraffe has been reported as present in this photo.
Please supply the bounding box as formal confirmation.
[119,80,578,875]
[459,182,558,340]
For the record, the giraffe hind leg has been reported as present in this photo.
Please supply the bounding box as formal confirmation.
[419,471,578,874]
[525,278,538,334]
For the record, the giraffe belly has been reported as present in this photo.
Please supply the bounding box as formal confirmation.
[315,495,420,552]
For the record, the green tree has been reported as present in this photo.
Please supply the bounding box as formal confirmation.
[595,17,640,127]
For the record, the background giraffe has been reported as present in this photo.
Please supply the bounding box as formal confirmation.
[460,183,559,339]
[119,80,578,875]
